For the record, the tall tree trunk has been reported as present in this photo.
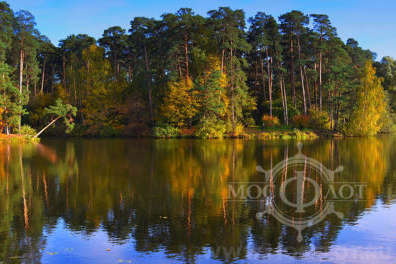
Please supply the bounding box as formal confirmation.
[328,89,333,129]
[19,49,24,132]
[303,66,311,109]
[128,65,133,82]
[283,77,288,125]
[221,48,225,73]
[260,53,266,101]
[62,55,67,90]
[335,88,341,130]
[314,63,318,106]
[300,66,307,114]
[280,77,285,122]
[34,116,61,138]
[19,49,23,94]
[297,38,307,114]
[144,45,153,125]
[290,37,296,108]
[51,65,55,93]
[177,56,182,78]
[73,78,77,104]
[254,57,259,94]
[266,48,273,117]
[26,77,29,93]
[281,76,289,126]
[184,33,189,80]
[319,32,323,111]
[40,56,46,94]
[230,46,235,133]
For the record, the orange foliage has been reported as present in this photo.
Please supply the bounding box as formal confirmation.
[292,114,310,128]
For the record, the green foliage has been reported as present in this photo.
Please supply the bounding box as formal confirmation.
[153,125,180,138]
[194,116,226,139]
[257,129,318,140]
[375,57,396,113]
[26,94,54,128]
[244,116,256,127]
[99,126,121,137]
[293,129,306,140]
[196,56,228,120]
[44,98,77,134]
[98,26,127,72]
[208,7,255,133]
[18,125,36,137]
[226,121,245,137]
[0,2,14,61]
[379,112,396,134]
[76,45,128,135]
[45,98,76,116]
[0,61,27,132]
[292,109,331,130]
[308,107,331,130]
[194,56,230,138]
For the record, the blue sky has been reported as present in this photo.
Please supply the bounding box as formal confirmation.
[7,0,395,60]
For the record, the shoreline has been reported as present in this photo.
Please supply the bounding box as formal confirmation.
[3,131,394,142]
[31,128,337,140]
[0,134,40,143]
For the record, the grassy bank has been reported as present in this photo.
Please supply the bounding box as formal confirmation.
[152,126,325,140]
[0,134,40,144]
[242,127,321,140]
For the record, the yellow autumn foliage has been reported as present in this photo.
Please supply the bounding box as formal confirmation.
[346,61,387,136]
[161,77,199,127]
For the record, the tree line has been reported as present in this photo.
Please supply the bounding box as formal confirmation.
[0,1,394,137]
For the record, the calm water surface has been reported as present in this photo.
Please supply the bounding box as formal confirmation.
[0,137,395,263]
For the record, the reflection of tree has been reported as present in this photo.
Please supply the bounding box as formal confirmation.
[0,143,46,263]
[0,137,395,263]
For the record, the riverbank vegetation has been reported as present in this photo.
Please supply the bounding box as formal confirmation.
[0,2,395,138]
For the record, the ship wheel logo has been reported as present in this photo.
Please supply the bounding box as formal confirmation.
[256,143,344,242]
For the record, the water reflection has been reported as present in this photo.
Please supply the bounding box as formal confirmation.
[0,137,395,263]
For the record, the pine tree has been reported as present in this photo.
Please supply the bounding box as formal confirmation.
[0,61,26,134]
[98,26,127,76]
[0,2,14,61]
[13,10,40,131]
[248,12,282,120]
[195,56,228,138]
[208,7,255,134]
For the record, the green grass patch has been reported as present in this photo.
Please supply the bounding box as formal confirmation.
[0,134,40,144]
[246,128,319,141]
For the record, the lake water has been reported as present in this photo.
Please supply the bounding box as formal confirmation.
[0,137,395,264]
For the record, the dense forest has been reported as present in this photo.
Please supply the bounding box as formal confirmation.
[0,1,395,138]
